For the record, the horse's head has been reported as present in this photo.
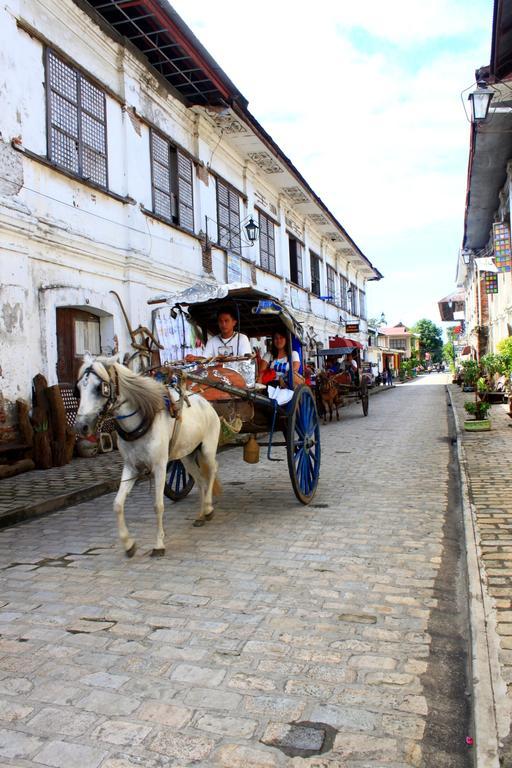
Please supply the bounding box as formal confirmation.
[73,353,118,437]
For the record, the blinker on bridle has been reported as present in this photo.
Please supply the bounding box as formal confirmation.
[74,366,116,405]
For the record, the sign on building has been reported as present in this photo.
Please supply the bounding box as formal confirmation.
[345,323,360,333]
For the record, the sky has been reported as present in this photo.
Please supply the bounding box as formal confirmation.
[171,0,491,328]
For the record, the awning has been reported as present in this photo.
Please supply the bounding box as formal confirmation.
[437,291,465,322]
[328,336,364,350]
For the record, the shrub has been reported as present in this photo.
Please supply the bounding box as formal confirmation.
[464,400,492,420]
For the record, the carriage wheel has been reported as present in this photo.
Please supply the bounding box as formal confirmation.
[164,460,195,501]
[360,377,369,417]
[286,385,321,505]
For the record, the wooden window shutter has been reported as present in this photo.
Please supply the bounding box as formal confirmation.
[177,150,194,232]
[296,242,303,287]
[151,131,172,220]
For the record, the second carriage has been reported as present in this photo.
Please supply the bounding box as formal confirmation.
[148,283,321,505]
[314,342,370,422]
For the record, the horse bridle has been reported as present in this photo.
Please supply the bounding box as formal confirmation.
[74,366,118,420]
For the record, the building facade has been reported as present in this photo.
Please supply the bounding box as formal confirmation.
[454,0,512,358]
[0,0,381,430]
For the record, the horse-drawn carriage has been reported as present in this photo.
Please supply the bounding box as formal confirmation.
[74,282,321,556]
[151,283,322,506]
[315,342,369,423]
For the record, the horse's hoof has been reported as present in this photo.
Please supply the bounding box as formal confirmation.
[125,542,136,558]
[205,511,214,521]
[193,519,205,527]
[151,548,165,557]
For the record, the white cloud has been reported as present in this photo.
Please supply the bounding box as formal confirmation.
[171,0,490,324]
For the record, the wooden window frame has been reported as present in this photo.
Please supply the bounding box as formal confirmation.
[340,276,348,311]
[310,251,321,297]
[359,289,367,320]
[150,129,194,232]
[216,178,241,255]
[258,211,276,273]
[350,282,358,315]
[45,48,108,189]
[288,234,303,287]
[326,265,336,303]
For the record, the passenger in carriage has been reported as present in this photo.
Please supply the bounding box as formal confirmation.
[258,331,303,389]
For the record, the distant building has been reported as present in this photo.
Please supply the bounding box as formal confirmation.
[378,323,420,371]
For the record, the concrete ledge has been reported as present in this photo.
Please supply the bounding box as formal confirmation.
[0,478,120,529]
[447,385,501,767]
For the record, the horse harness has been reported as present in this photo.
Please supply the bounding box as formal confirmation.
[75,365,189,445]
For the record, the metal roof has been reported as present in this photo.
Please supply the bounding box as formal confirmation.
[82,0,245,107]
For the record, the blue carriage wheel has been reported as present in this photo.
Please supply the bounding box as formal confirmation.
[286,385,321,504]
[164,460,195,501]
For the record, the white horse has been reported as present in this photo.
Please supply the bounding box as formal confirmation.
[74,355,221,557]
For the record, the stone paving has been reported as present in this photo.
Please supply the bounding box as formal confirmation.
[0,453,124,524]
[450,383,512,763]
[0,375,471,767]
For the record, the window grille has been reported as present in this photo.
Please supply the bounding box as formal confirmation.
[46,49,107,188]
[259,212,276,272]
[217,179,241,254]
[326,265,336,302]
[150,130,194,232]
[310,251,321,297]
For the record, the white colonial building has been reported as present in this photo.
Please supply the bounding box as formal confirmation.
[0,0,381,425]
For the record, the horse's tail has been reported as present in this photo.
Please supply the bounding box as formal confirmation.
[197,453,222,497]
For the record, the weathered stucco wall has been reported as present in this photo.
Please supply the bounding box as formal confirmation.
[0,0,371,423]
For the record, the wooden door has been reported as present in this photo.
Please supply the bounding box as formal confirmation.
[56,308,101,384]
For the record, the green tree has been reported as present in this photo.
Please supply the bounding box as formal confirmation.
[412,319,444,363]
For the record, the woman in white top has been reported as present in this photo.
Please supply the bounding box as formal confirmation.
[258,331,302,388]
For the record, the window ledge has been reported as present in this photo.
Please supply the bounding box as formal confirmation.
[139,205,203,242]
[12,143,135,205]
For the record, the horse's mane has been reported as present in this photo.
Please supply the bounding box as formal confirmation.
[113,363,167,423]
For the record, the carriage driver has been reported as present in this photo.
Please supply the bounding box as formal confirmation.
[186,306,252,362]
[344,353,358,384]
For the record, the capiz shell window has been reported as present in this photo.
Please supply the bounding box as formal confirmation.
[216,179,241,254]
[258,211,276,273]
[46,49,107,188]
[150,130,194,232]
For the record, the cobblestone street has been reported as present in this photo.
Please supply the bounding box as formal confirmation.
[0,376,471,768]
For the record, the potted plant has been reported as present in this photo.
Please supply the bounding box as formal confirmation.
[479,353,507,403]
[464,399,492,431]
[461,359,479,392]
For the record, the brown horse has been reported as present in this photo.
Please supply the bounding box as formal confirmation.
[317,371,346,423]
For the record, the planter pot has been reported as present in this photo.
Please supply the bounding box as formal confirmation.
[464,419,491,432]
[480,392,505,404]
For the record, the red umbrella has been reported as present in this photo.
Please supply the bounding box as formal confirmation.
[329,336,363,350]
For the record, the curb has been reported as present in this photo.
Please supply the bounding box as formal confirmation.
[0,478,120,529]
[447,385,502,767]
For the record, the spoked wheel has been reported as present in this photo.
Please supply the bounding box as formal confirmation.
[360,377,369,416]
[164,460,195,501]
[286,385,321,504]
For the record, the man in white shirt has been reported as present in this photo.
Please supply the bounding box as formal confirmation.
[186,306,251,362]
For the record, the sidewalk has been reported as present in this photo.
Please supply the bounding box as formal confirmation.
[0,452,124,528]
[449,383,512,766]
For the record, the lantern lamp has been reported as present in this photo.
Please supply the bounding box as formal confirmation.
[244,217,258,243]
[468,81,494,122]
